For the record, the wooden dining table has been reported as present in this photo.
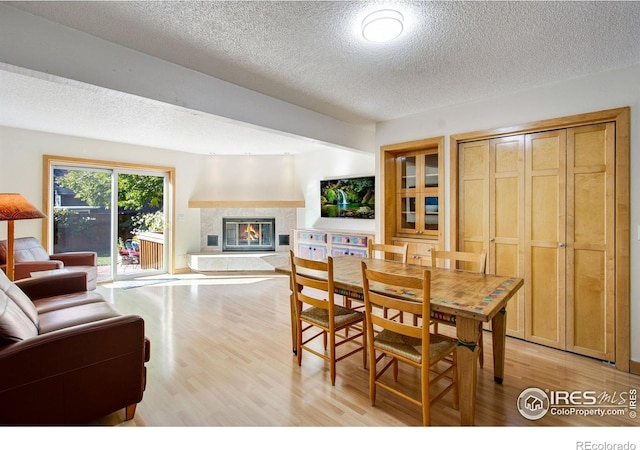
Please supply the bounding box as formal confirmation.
[276,255,524,426]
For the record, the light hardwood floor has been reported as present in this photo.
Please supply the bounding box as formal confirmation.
[93,272,639,428]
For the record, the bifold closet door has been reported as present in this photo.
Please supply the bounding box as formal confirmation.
[489,136,525,338]
[524,130,567,350]
[566,123,615,361]
[458,140,490,258]
[459,137,525,338]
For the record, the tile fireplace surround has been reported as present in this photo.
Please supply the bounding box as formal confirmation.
[189,207,296,271]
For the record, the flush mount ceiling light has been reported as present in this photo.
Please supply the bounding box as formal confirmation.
[362,9,404,42]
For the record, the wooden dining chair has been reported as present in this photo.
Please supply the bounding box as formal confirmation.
[367,240,408,264]
[365,240,409,320]
[289,250,366,386]
[430,250,487,367]
[360,261,459,426]
[431,250,486,273]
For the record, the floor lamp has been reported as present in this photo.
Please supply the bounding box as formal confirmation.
[0,193,46,281]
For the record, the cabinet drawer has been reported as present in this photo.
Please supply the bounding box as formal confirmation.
[392,238,437,266]
[331,246,367,258]
[296,231,327,244]
[408,242,436,257]
[330,234,368,248]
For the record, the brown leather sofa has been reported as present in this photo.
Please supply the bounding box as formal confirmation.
[0,237,98,290]
[0,268,150,425]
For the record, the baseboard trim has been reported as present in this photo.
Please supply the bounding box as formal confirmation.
[629,360,640,375]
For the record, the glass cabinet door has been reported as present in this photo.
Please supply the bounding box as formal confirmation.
[423,196,439,231]
[396,150,440,237]
[399,196,417,231]
[423,153,439,188]
[401,155,417,189]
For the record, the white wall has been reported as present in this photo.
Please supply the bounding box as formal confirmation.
[190,155,299,202]
[375,63,640,362]
[295,148,375,233]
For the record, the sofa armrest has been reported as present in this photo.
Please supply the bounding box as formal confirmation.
[0,315,149,425]
[11,261,64,280]
[50,252,97,267]
[15,272,88,300]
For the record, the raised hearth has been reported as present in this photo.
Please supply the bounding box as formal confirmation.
[187,251,289,272]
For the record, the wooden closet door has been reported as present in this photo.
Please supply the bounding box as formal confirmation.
[566,123,615,361]
[490,136,525,338]
[525,130,567,349]
[458,140,490,257]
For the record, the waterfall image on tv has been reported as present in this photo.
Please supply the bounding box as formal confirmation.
[320,176,375,219]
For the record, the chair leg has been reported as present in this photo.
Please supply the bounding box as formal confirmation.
[297,320,303,367]
[369,349,377,406]
[421,366,430,426]
[361,319,367,369]
[452,350,459,410]
[330,332,337,386]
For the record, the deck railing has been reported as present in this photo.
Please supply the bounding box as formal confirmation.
[137,232,164,270]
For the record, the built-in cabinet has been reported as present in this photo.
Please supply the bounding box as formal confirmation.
[391,236,438,267]
[382,137,444,262]
[458,122,616,362]
[293,229,373,260]
[396,150,441,236]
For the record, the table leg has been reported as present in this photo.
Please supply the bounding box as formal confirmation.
[456,316,480,426]
[491,307,507,384]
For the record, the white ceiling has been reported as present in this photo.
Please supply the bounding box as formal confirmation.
[2,1,640,155]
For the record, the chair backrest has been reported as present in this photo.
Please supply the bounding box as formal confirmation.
[125,240,140,255]
[0,237,50,263]
[367,240,408,264]
[431,250,486,273]
[289,250,336,323]
[360,260,430,347]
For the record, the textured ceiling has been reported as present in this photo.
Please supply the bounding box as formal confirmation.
[2,1,640,154]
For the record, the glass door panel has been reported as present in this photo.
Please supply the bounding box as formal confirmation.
[401,155,417,189]
[52,167,113,283]
[423,196,439,231]
[424,153,439,188]
[116,172,166,278]
[399,196,417,230]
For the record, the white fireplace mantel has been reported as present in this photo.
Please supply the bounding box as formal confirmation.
[188,200,305,208]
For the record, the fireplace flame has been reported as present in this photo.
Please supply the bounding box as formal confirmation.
[240,224,259,241]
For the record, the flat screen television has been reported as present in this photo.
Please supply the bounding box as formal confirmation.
[320,175,375,219]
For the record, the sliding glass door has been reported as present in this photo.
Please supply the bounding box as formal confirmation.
[51,164,168,282]
[115,171,166,278]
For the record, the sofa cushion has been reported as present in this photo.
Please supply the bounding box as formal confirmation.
[38,302,122,334]
[0,291,38,346]
[33,291,105,314]
[0,237,50,263]
[0,267,38,326]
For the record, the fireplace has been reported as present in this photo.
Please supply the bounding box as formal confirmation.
[222,217,276,252]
